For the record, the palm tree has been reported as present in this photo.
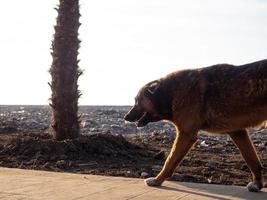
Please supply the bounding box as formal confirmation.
[49,0,82,140]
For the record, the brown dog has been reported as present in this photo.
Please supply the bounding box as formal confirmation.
[124,59,267,192]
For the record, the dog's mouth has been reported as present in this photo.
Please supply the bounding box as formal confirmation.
[124,109,151,127]
[136,112,150,127]
[124,107,161,127]
[137,112,161,127]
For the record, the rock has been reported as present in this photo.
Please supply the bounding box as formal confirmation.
[101,124,110,129]
[111,124,120,129]
[142,138,148,143]
[81,119,96,128]
[89,128,99,132]
[56,160,66,167]
[258,143,265,147]
[117,118,124,122]
[137,126,145,131]
[81,121,87,128]
[140,172,150,178]
[200,141,209,147]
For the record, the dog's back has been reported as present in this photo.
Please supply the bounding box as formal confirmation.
[201,60,267,132]
[165,59,267,133]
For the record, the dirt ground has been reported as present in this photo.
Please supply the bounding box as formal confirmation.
[0,130,266,187]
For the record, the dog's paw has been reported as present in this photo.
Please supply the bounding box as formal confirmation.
[247,182,262,192]
[144,177,161,187]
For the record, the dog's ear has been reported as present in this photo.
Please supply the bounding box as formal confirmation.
[147,81,160,95]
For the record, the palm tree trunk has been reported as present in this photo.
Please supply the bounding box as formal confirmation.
[49,0,82,140]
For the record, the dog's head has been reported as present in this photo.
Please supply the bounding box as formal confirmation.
[124,80,171,127]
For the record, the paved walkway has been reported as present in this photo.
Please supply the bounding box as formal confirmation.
[0,167,266,200]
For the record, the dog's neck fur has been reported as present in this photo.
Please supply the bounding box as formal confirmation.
[158,69,202,122]
[153,76,179,121]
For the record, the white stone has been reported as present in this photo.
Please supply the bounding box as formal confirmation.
[140,172,149,178]
[200,140,209,147]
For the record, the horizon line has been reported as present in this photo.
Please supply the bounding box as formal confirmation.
[0,104,132,107]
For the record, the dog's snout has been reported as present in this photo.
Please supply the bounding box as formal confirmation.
[124,113,131,121]
[124,111,137,122]
[124,106,144,122]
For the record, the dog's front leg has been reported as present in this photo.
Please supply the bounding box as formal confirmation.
[145,131,197,186]
[228,129,264,192]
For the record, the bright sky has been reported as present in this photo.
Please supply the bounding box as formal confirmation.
[0,0,266,105]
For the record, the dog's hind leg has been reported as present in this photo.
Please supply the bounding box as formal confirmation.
[145,131,197,186]
[228,129,264,192]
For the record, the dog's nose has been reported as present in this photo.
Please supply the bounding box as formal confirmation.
[124,112,136,122]
[124,113,130,121]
